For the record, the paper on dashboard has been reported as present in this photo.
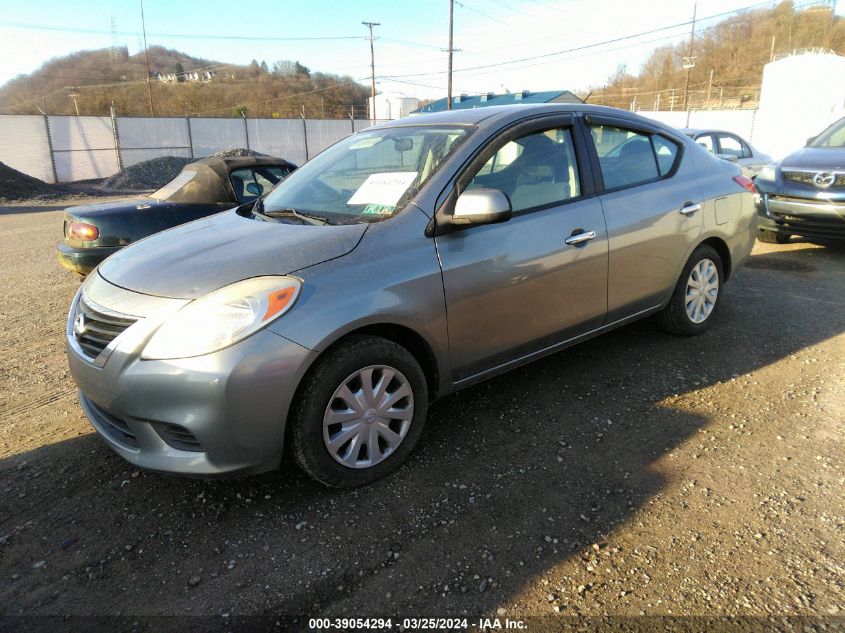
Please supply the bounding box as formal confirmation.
[347,172,418,207]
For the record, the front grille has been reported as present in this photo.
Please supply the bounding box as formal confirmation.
[74,295,138,359]
[782,170,845,188]
[153,423,203,452]
[84,396,139,448]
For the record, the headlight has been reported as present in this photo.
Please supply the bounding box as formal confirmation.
[142,276,301,360]
[756,163,778,182]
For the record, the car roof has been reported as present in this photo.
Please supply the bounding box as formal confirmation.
[681,128,745,138]
[189,155,293,172]
[374,103,685,138]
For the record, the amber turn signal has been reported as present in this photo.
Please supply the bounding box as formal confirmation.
[68,221,99,242]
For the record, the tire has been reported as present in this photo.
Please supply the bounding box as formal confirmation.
[757,229,790,244]
[289,335,429,487]
[657,244,724,336]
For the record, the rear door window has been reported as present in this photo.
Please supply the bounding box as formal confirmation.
[590,124,659,189]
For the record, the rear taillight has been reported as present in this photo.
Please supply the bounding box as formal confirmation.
[733,175,756,194]
[67,221,99,242]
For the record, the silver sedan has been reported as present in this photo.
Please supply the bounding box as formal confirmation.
[67,104,757,487]
[681,128,772,178]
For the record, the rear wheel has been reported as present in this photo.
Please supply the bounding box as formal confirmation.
[657,244,723,336]
[289,335,428,487]
[757,229,790,244]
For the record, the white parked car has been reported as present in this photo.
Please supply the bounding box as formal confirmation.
[681,129,772,178]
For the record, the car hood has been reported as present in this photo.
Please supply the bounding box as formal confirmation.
[98,210,368,299]
[780,147,845,172]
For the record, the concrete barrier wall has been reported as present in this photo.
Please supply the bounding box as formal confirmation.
[0,115,387,183]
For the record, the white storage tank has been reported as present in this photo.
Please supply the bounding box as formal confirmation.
[753,51,845,160]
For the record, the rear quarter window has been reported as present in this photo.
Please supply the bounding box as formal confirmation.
[652,135,680,176]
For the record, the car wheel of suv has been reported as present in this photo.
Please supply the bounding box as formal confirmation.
[289,335,429,487]
[757,229,790,244]
[657,244,723,336]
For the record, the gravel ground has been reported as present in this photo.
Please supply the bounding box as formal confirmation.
[0,197,843,631]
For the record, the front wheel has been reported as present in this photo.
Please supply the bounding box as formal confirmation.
[289,335,429,487]
[657,244,723,336]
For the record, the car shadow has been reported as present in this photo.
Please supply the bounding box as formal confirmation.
[1,244,843,626]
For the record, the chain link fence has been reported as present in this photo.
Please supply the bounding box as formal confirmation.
[0,114,388,184]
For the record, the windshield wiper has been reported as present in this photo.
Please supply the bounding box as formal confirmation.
[262,206,330,226]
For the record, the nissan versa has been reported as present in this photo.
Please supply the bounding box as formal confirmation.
[66,104,757,487]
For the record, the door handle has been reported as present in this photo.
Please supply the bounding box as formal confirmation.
[679,202,702,215]
[565,230,597,246]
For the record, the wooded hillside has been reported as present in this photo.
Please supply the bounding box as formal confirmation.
[0,45,371,118]
[587,1,844,110]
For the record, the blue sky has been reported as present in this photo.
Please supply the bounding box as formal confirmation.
[0,0,811,99]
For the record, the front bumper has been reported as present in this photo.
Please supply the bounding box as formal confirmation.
[66,284,318,476]
[56,241,121,275]
[756,193,845,241]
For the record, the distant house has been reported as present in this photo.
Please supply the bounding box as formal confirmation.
[412,89,582,114]
[156,70,216,83]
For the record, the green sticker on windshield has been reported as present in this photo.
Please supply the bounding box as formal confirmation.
[361,204,395,215]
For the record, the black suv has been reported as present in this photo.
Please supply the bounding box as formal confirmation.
[755,116,845,244]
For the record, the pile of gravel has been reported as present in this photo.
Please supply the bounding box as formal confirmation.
[0,162,63,201]
[207,147,266,158]
[102,156,194,191]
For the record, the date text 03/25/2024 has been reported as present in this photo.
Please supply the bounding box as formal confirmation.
[308,617,528,630]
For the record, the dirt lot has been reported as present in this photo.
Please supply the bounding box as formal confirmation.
[0,197,843,630]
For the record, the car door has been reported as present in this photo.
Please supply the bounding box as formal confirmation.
[435,116,608,381]
[586,115,704,321]
[715,133,758,177]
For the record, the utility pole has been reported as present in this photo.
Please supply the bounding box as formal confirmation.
[447,0,455,110]
[682,1,697,111]
[68,87,80,116]
[706,68,713,108]
[140,0,155,116]
[769,35,776,62]
[362,21,380,121]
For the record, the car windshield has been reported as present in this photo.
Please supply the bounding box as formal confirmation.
[261,125,470,224]
[808,118,845,148]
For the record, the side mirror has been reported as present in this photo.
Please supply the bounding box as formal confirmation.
[805,136,816,146]
[715,153,738,163]
[452,188,512,226]
[246,182,264,196]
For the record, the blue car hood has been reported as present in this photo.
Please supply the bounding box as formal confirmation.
[98,210,367,299]
[781,147,845,171]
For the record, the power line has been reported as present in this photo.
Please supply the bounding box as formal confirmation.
[487,0,532,17]
[380,0,783,80]
[454,1,509,25]
[0,18,363,41]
